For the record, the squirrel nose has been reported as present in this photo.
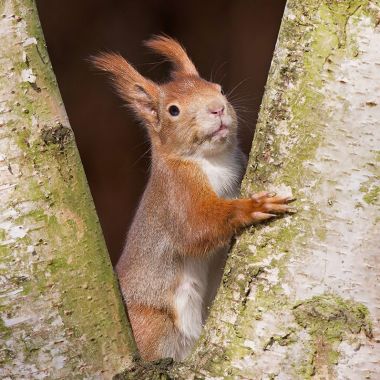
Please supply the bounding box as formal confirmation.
[207,101,225,116]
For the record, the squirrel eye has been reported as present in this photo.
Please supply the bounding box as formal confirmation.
[168,105,180,116]
[220,87,225,95]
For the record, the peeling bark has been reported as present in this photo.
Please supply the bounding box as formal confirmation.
[0,1,134,378]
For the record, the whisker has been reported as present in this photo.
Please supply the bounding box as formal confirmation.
[226,77,252,98]
[210,60,221,82]
[210,61,228,83]
[218,73,227,86]
[236,115,250,124]
[233,105,257,113]
[215,62,227,84]
[130,137,151,152]
[237,120,255,132]
[228,93,261,104]
[129,144,152,168]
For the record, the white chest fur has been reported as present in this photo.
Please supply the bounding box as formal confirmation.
[173,257,208,359]
[193,148,244,198]
[172,148,245,360]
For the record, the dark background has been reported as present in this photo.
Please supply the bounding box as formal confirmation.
[36,0,286,263]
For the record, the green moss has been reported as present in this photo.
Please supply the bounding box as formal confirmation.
[0,348,16,365]
[181,1,378,377]
[360,171,380,204]
[15,209,47,224]
[25,179,45,201]
[16,127,32,151]
[15,0,60,96]
[114,358,174,380]
[0,317,12,340]
[293,293,372,340]
[47,256,67,274]
[263,330,297,350]
[293,293,372,376]
[296,347,317,380]
[0,0,134,376]
[363,185,380,204]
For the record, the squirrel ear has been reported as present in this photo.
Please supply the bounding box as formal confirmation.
[92,52,161,131]
[144,35,199,77]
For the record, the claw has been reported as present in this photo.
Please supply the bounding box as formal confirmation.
[251,211,276,222]
[264,203,292,213]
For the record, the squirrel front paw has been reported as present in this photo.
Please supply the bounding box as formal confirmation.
[250,191,295,222]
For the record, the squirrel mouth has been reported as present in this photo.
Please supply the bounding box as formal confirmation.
[210,123,229,139]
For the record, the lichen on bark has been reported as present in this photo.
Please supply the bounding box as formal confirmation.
[2,0,379,378]
[169,0,380,379]
[115,1,380,379]
[293,293,373,378]
[0,1,135,378]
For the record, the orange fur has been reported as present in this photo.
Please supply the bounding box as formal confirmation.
[94,35,292,361]
[127,303,176,361]
[152,154,288,257]
[92,53,160,129]
[145,35,198,77]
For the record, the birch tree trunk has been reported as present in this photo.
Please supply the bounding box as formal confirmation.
[0,1,134,378]
[2,0,380,379]
[167,0,380,379]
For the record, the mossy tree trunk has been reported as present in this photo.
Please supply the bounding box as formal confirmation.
[2,0,380,379]
[114,0,380,379]
[0,1,135,378]
[167,0,380,379]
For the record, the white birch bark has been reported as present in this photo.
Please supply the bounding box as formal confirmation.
[0,1,134,378]
[167,0,380,379]
[2,0,380,379]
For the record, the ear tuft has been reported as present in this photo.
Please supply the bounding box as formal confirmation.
[92,52,160,129]
[91,52,158,104]
[144,35,198,77]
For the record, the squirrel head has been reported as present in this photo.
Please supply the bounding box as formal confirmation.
[92,35,237,157]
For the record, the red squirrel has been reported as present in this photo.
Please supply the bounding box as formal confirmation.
[93,36,292,361]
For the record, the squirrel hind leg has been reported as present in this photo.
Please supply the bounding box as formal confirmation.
[127,303,190,361]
